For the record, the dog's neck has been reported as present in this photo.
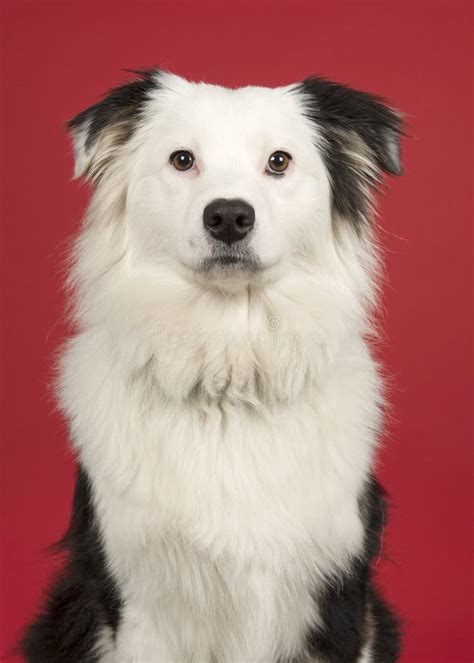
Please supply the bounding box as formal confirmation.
[82,263,367,407]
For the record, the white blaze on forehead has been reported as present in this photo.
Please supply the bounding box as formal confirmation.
[142,73,320,167]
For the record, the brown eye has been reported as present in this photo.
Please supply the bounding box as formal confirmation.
[170,150,195,171]
[267,151,291,174]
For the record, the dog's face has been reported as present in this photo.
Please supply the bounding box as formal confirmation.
[127,75,330,275]
[69,71,402,284]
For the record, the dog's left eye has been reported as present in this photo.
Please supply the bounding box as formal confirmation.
[170,150,195,171]
[267,151,292,175]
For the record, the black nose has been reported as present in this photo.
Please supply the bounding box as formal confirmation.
[203,199,255,245]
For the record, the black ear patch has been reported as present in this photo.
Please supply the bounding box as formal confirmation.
[299,77,404,230]
[68,69,159,180]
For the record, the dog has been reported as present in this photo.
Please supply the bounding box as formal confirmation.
[23,70,403,662]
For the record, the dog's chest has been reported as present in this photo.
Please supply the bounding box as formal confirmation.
[90,382,369,558]
[92,398,367,660]
[65,331,378,660]
[91,397,365,661]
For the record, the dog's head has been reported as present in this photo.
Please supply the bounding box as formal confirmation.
[68,71,402,285]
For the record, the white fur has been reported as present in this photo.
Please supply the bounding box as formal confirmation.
[60,72,383,662]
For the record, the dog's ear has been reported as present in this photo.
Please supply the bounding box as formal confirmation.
[300,77,404,228]
[68,70,158,181]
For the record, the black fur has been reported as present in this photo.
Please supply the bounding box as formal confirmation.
[21,467,122,663]
[299,77,404,231]
[304,476,401,662]
[367,585,401,663]
[68,68,158,148]
[68,69,159,179]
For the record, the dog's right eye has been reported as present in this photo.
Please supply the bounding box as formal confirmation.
[170,150,195,171]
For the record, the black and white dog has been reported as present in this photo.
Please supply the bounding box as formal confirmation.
[23,71,403,662]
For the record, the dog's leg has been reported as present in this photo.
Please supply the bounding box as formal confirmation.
[307,644,372,663]
[365,585,401,663]
[109,605,179,663]
[358,639,374,663]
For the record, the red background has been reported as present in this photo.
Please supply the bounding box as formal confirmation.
[1,2,472,661]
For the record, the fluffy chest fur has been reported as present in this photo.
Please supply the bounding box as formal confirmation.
[60,280,380,661]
